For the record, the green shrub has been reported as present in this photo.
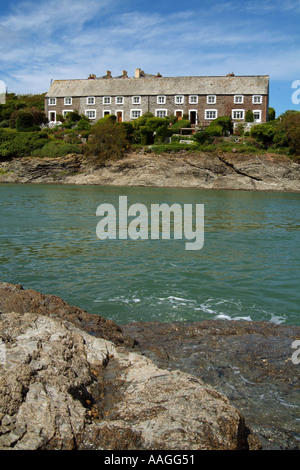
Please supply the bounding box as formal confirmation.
[84,120,127,162]
[245,110,254,122]
[193,131,214,144]
[0,131,49,159]
[208,116,232,135]
[207,125,223,137]
[31,141,82,158]
[250,122,277,148]
[170,119,191,132]
[76,119,91,131]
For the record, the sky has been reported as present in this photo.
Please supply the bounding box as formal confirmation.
[0,0,300,116]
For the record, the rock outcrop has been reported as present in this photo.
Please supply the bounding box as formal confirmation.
[0,311,258,450]
[122,320,300,450]
[1,151,300,192]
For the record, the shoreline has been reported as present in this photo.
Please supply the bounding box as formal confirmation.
[1,150,300,192]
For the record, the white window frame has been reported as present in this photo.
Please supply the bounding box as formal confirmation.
[64,97,72,105]
[157,95,166,104]
[252,95,262,104]
[155,109,168,118]
[87,96,95,105]
[85,109,97,120]
[207,95,216,104]
[103,96,111,105]
[62,109,73,118]
[130,109,142,120]
[232,109,245,120]
[205,109,218,120]
[189,95,198,104]
[253,110,262,123]
[234,95,244,104]
[48,97,56,106]
[175,95,184,105]
[115,96,124,105]
[132,96,141,105]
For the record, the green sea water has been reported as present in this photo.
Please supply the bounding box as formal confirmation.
[0,183,299,326]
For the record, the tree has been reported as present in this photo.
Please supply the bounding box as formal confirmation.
[277,112,300,154]
[268,107,276,121]
[84,120,127,162]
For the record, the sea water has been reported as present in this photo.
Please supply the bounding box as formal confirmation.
[0,183,299,326]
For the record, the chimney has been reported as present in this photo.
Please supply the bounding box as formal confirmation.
[122,70,128,78]
[135,68,142,78]
[106,70,112,78]
[88,74,96,79]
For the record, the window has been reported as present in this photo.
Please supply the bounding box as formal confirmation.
[253,110,262,122]
[85,109,96,119]
[189,95,198,104]
[234,95,244,104]
[103,110,111,117]
[103,96,111,105]
[207,95,216,104]
[175,95,184,104]
[253,95,262,104]
[232,109,245,120]
[205,109,218,120]
[131,109,142,119]
[62,110,73,118]
[64,97,72,105]
[157,95,166,104]
[48,98,56,105]
[115,96,124,105]
[87,96,95,105]
[155,109,167,118]
[132,96,141,104]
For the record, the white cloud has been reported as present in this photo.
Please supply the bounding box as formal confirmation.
[1,0,300,96]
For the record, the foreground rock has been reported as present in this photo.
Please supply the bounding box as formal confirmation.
[122,321,300,450]
[0,312,257,450]
[1,151,300,192]
[0,282,135,348]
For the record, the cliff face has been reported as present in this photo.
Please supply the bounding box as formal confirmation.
[0,151,300,192]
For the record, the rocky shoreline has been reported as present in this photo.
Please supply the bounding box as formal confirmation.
[0,283,299,450]
[0,150,300,192]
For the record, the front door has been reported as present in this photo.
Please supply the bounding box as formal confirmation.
[117,111,123,123]
[176,111,183,121]
[190,111,197,126]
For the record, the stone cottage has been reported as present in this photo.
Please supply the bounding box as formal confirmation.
[45,68,269,127]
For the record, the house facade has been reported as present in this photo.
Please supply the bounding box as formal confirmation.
[45,69,269,127]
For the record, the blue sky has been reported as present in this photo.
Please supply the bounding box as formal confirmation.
[1,0,300,116]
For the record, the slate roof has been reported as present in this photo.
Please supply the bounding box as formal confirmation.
[46,74,269,98]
